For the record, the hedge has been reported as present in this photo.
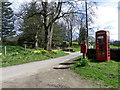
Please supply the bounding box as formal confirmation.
[110,49,120,61]
[86,49,96,60]
[86,49,120,61]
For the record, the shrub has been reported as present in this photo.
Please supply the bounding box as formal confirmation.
[76,59,89,67]
[3,40,18,46]
[80,59,89,66]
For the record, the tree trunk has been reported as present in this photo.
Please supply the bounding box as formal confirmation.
[44,26,48,50]
[46,28,50,50]
[42,2,62,50]
[46,25,53,50]
[70,23,72,46]
[49,25,53,50]
[35,30,39,49]
[44,24,53,50]
[78,27,82,45]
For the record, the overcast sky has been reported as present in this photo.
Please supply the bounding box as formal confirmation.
[94,0,119,41]
[9,0,119,40]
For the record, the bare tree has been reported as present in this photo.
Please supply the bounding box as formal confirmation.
[16,0,97,50]
[39,0,79,50]
[64,13,76,46]
[40,1,63,50]
[75,1,97,45]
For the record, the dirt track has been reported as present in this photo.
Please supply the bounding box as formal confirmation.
[2,60,100,88]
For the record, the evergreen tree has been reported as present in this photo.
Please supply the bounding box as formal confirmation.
[18,1,43,48]
[2,2,15,37]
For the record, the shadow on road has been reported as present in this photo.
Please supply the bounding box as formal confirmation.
[53,61,74,69]
[59,62,74,65]
[53,67,70,69]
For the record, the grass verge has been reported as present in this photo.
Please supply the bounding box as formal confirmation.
[1,46,69,67]
[71,45,80,51]
[71,56,119,88]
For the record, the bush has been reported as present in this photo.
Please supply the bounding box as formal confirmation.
[80,59,89,66]
[3,41,18,46]
[76,59,89,67]
[2,38,18,46]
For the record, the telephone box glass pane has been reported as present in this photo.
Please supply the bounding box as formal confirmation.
[97,36,105,56]
[97,36,104,39]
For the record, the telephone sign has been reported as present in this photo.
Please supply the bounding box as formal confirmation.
[96,30,110,61]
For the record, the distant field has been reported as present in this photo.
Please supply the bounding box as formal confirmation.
[1,46,68,67]
[110,45,120,49]
[72,42,120,50]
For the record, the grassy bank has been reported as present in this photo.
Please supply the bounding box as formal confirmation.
[1,46,68,67]
[72,56,119,88]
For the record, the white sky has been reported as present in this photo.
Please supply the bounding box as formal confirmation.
[93,0,119,41]
[118,1,120,40]
[9,0,119,40]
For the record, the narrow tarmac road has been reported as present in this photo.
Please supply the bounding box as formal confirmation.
[1,52,100,88]
[2,52,81,81]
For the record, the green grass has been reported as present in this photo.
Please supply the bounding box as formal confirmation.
[72,56,119,88]
[66,46,80,52]
[110,45,120,49]
[65,42,80,51]
[1,46,69,67]
[71,45,80,51]
[72,42,78,45]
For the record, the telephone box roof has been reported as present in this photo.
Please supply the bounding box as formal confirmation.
[96,30,110,33]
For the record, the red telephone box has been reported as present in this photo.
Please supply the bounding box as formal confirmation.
[96,30,110,61]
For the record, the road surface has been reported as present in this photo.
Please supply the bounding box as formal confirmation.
[2,52,81,81]
[1,52,100,88]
